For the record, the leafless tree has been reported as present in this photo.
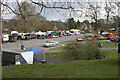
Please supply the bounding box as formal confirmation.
[104,1,118,25]
[86,2,102,29]
[1,0,85,32]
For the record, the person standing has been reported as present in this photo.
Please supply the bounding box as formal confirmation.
[21,41,25,50]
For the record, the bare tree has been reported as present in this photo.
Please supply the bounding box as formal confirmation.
[104,1,118,25]
[1,0,86,32]
[86,2,102,29]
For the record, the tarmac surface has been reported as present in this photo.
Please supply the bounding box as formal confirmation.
[2,34,85,64]
[2,34,85,50]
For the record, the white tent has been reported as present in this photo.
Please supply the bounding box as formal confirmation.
[11,31,18,35]
[42,32,46,35]
[47,31,53,33]
[35,31,43,35]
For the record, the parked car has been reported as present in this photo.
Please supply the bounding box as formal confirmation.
[53,35,58,38]
[76,38,83,41]
[107,36,115,40]
[99,36,105,40]
[104,33,113,37]
[43,41,58,47]
[48,36,54,38]
[87,37,93,40]
[87,35,94,38]
[93,34,98,37]
[101,32,108,35]
[107,36,118,42]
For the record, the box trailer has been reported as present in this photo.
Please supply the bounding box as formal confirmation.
[9,35,21,42]
[2,50,34,66]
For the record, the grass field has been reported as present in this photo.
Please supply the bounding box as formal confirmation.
[49,46,65,50]
[2,50,118,78]
[61,40,75,43]
[101,41,118,48]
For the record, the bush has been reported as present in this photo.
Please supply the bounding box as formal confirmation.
[62,41,104,61]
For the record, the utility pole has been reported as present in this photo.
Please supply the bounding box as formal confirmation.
[118,2,120,53]
[0,0,2,79]
[67,1,71,30]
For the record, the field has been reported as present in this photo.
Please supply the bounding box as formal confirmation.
[2,50,118,78]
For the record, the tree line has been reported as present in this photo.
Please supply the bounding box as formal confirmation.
[1,1,119,33]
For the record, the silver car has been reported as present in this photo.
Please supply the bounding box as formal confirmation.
[43,41,58,47]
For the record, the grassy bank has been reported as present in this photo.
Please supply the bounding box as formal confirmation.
[2,50,118,78]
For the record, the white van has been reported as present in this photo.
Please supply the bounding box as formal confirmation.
[2,34,9,43]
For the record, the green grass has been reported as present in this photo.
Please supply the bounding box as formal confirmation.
[2,50,118,78]
[101,41,118,48]
[39,52,62,58]
[50,40,118,50]
[83,37,97,41]
[61,40,75,43]
[49,46,65,50]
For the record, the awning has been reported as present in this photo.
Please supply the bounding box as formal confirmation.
[2,36,6,38]
[58,30,64,33]
[45,32,51,35]
[52,31,61,34]
[25,48,44,54]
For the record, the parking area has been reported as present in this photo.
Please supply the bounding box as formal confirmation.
[2,34,85,51]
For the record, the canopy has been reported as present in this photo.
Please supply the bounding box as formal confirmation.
[2,36,6,38]
[106,40,111,43]
[52,31,61,34]
[25,48,44,54]
[45,32,51,35]
[24,33,36,36]
[11,31,18,35]
[35,31,43,35]
[58,30,64,33]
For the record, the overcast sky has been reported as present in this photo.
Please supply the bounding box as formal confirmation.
[2,0,119,22]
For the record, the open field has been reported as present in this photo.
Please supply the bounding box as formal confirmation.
[2,50,118,78]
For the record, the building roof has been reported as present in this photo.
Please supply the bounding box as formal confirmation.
[2,49,33,54]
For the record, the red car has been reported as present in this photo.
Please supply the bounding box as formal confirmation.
[76,38,83,41]
[107,36,118,41]
[88,35,94,38]
[87,37,93,40]
[104,33,113,37]
[48,36,54,38]
[93,34,98,37]
[107,36,114,40]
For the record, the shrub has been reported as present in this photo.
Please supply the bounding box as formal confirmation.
[62,41,104,61]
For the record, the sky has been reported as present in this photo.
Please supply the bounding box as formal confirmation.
[1,0,119,22]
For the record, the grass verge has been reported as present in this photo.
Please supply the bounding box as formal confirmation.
[61,40,75,43]
[2,50,118,78]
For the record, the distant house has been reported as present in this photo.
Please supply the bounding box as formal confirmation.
[81,23,93,32]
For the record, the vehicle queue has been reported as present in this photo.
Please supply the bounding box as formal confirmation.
[2,29,83,43]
